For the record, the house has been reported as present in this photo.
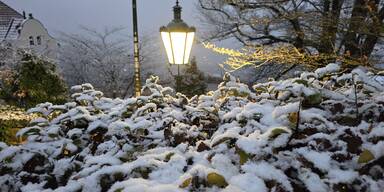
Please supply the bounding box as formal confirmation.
[0,1,58,59]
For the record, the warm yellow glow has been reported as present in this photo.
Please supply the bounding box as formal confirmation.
[161,32,174,64]
[161,31,195,65]
[184,32,195,64]
[170,32,187,64]
[203,42,361,70]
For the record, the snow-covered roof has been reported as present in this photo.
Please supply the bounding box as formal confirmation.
[0,1,24,40]
[0,1,23,26]
[0,17,23,40]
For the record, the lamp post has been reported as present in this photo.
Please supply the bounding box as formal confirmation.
[160,0,196,91]
[132,0,141,97]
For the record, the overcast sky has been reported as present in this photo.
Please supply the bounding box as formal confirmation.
[3,0,199,34]
[2,0,236,75]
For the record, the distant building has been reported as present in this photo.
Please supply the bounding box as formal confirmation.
[0,1,58,59]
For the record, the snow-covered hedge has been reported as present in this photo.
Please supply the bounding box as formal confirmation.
[0,64,384,192]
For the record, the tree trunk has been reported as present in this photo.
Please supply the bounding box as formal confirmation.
[318,0,343,54]
[361,2,384,59]
[344,0,368,58]
[290,19,305,51]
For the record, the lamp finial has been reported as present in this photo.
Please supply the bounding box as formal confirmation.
[173,0,182,21]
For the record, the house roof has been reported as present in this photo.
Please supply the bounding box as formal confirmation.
[0,1,23,26]
[0,1,24,40]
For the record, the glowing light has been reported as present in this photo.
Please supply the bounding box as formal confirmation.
[161,31,195,65]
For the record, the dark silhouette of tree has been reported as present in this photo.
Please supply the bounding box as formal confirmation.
[176,57,207,97]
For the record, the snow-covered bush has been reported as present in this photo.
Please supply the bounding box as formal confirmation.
[0,64,384,192]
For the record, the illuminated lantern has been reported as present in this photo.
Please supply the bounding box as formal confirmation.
[160,0,195,65]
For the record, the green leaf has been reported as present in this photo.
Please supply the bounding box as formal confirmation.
[288,112,298,128]
[253,113,263,121]
[236,147,249,165]
[122,110,133,118]
[165,152,175,162]
[294,79,309,87]
[135,129,148,137]
[254,86,268,93]
[269,127,289,138]
[17,127,41,137]
[131,166,152,179]
[358,149,375,164]
[179,177,192,188]
[207,172,228,188]
[211,137,232,148]
[302,93,322,108]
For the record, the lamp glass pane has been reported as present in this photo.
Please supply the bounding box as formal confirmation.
[183,32,195,64]
[161,32,174,64]
[170,32,187,64]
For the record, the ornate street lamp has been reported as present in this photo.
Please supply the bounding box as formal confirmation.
[160,0,196,65]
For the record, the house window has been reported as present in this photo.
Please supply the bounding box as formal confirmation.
[29,36,34,46]
[37,36,42,45]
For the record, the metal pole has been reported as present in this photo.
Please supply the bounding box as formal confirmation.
[132,0,141,97]
[176,65,180,92]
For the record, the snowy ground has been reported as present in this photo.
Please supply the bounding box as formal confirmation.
[0,64,384,192]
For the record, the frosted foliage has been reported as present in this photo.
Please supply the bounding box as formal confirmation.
[1,64,384,191]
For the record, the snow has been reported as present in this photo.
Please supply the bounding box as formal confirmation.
[67,128,83,138]
[299,169,328,192]
[296,148,332,171]
[46,125,60,136]
[52,158,73,177]
[376,76,384,85]
[87,120,107,133]
[242,162,293,191]
[327,169,359,183]
[29,117,48,124]
[85,154,122,166]
[20,182,45,192]
[272,101,300,118]
[0,146,18,162]
[211,154,239,179]
[369,122,384,137]
[15,126,42,137]
[225,173,267,192]
[1,63,384,191]
[315,63,340,77]
[109,179,183,192]
[368,141,384,158]
[0,142,8,150]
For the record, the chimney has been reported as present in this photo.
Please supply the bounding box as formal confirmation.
[28,13,33,19]
[22,11,26,19]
